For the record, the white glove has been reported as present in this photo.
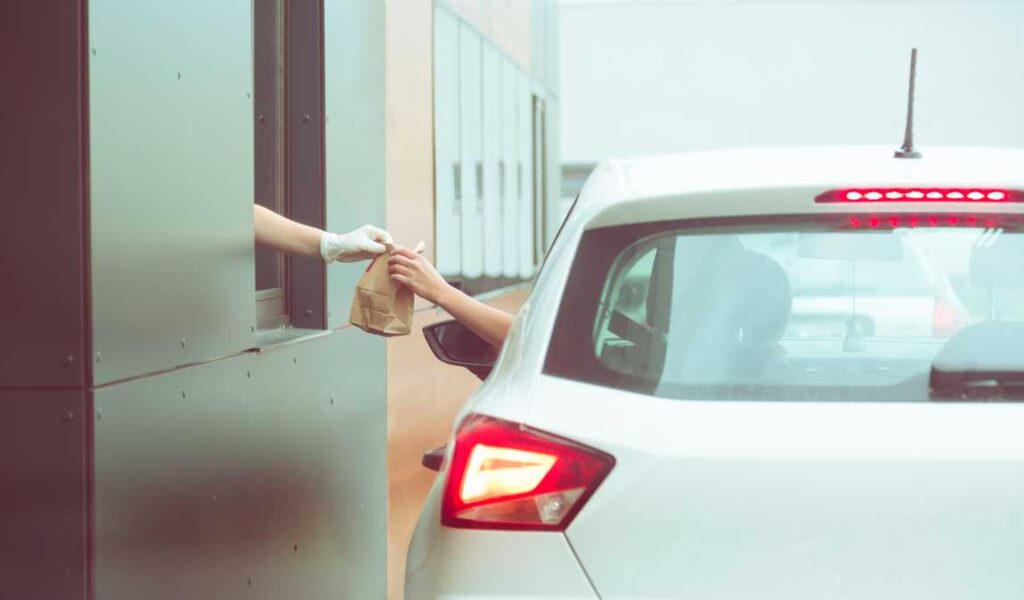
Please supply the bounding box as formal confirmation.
[320,224,393,263]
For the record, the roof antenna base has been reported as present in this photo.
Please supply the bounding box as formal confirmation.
[894,148,921,159]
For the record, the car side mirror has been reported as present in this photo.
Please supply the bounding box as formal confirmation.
[422,319,497,381]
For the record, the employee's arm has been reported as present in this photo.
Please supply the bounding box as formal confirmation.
[254,205,392,262]
[389,248,514,348]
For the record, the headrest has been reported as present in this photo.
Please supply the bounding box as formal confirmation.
[969,235,1024,290]
[731,252,792,344]
[933,320,1024,372]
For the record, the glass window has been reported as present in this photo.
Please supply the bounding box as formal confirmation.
[546,215,1024,402]
[254,0,288,329]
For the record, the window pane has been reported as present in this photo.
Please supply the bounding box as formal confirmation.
[548,216,1024,402]
[253,0,288,326]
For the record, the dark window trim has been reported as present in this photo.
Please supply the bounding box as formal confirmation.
[285,0,326,329]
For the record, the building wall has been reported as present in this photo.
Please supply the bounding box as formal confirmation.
[561,0,1024,163]
[3,0,555,598]
[384,1,557,598]
[1,0,389,598]
[92,333,386,600]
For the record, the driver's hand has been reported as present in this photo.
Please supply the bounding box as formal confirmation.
[389,248,452,305]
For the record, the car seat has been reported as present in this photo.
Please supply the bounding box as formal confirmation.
[660,245,792,384]
[726,251,793,380]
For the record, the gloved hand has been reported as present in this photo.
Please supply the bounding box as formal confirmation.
[320,225,393,263]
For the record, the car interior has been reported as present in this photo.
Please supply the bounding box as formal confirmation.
[594,225,1024,402]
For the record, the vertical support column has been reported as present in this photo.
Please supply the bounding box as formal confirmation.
[287,0,328,329]
[0,2,91,598]
[0,0,89,389]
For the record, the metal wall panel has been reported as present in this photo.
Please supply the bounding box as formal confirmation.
[88,1,255,384]
[501,60,520,278]
[481,42,504,278]
[0,0,87,388]
[518,73,536,279]
[94,330,387,599]
[433,6,463,278]
[324,0,388,330]
[459,25,484,279]
[0,390,88,600]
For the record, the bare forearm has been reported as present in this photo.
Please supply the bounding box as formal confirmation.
[436,285,514,348]
[253,205,322,258]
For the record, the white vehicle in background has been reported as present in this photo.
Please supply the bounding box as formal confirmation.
[769,235,970,340]
[405,145,1024,599]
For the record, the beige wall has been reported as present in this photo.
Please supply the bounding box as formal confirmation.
[385,293,526,599]
[384,2,542,597]
[445,0,532,68]
[384,0,434,261]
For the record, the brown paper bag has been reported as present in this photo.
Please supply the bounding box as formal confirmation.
[349,241,425,336]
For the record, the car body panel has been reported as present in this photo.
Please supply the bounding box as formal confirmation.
[405,477,596,599]
[407,147,1024,598]
[528,376,1024,599]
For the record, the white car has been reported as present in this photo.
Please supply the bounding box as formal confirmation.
[407,146,1024,599]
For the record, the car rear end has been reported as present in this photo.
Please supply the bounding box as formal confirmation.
[406,147,1024,599]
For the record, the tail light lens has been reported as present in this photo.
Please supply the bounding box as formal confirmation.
[816,188,1022,203]
[932,297,959,337]
[442,414,615,531]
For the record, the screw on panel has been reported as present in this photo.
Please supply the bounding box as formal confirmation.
[246,92,251,99]
[301,114,311,122]
[293,544,298,552]
[96,409,102,421]
[257,114,265,122]
[292,357,298,364]
[181,389,187,399]
[91,47,96,56]
[63,355,75,367]
[305,308,313,317]
[180,338,187,348]
[251,324,256,332]
[62,411,75,423]
[246,370,251,378]
[177,71,182,80]
[95,352,101,363]
[247,578,252,587]
[329,396,334,405]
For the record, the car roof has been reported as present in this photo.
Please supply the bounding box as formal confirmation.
[578,146,1024,228]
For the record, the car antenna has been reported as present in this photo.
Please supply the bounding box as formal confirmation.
[894,48,922,159]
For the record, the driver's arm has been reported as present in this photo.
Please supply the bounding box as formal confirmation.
[388,248,514,348]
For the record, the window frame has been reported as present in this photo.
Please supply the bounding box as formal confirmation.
[253,0,327,331]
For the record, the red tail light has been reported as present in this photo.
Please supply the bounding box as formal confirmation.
[932,298,959,337]
[441,414,615,531]
[816,188,1021,203]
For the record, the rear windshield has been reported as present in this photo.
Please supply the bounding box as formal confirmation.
[544,215,1024,402]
